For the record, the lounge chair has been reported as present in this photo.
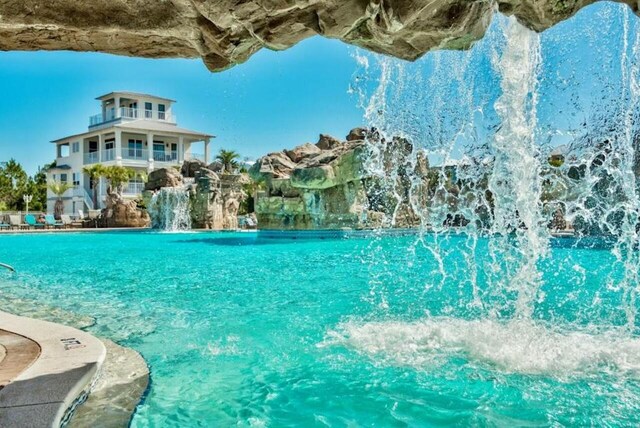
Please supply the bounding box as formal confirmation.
[9,215,26,230]
[78,209,85,220]
[24,214,45,229]
[44,214,64,229]
[0,217,9,230]
[61,214,83,228]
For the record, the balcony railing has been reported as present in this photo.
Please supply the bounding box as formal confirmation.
[122,148,147,161]
[84,151,99,164]
[152,150,178,162]
[81,149,198,165]
[89,107,174,127]
[103,148,115,162]
[122,182,145,195]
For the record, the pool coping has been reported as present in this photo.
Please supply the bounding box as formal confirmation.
[0,310,106,427]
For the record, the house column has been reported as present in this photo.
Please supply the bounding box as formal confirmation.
[114,96,121,119]
[204,137,210,164]
[147,132,155,172]
[115,129,122,166]
[178,136,184,162]
[98,134,103,162]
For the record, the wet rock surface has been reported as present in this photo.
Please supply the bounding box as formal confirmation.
[1,0,636,71]
[249,128,429,229]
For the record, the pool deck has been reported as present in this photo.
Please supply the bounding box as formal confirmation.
[0,310,106,427]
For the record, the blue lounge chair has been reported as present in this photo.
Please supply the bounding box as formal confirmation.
[0,219,9,230]
[44,214,64,229]
[24,214,45,229]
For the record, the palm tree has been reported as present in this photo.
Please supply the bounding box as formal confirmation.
[47,180,73,218]
[83,164,105,209]
[216,149,240,173]
[101,166,135,195]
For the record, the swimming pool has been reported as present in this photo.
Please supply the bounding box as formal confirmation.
[1,231,639,426]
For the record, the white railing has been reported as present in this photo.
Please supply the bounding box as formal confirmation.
[120,107,138,119]
[82,149,116,164]
[73,186,97,210]
[103,148,115,162]
[122,148,148,161]
[89,107,174,126]
[84,151,100,164]
[152,150,179,162]
[122,182,145,195]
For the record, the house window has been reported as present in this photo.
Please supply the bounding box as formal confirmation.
[170,143,178,161]
[153,141,165,162]
[72,142,80,153]
[60,173,68,183]
[104,139,115,161]
[89,141,98,152]
[145,102,153,118]
[72,173,80,186]
[158,104,166,120]
[128,139,143,158]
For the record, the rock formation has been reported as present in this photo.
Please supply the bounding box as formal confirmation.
[0,1,637,71]
[145,167,183,190]
[144,163,247,230]
[102,191,150,228]
[249,128,429,229]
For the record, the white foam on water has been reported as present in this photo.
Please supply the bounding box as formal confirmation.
[322,318,640,377]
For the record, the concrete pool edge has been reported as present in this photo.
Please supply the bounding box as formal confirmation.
[0,310,106,427]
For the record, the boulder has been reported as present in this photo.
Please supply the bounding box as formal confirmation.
[207,161,224,174]
[285,143,321,163]
[316,134,342,151]
[145,168,182,191]
[249,151,297,181]
[181,159,207,178]
[346,128,367,141]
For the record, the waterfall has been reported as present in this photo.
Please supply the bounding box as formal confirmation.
[488,17,548,319]
[147,187,192,232]
[351,3,640,328]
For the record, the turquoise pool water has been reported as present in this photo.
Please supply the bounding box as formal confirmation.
[1,231,639,426]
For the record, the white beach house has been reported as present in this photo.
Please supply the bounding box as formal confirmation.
[46,91,213,215]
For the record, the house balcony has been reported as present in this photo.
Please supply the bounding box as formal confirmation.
[89,107,176,128]
[82,149,204,165]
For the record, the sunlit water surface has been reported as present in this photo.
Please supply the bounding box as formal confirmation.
[1,231,639,426]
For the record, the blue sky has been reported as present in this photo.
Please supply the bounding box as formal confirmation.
[0,37,363,174]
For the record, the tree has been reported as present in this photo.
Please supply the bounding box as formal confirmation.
[83,164,106,208]
[47,180,73,218]
[28,162,54,212]
[0,159,28,210]
[101,166,135,195]
[216,149,240,173]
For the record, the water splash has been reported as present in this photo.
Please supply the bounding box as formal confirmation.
[323,318,640,377]
[147,187,192,232]
[350,3,640,333]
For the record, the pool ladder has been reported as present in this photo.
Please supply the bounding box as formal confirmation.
[0,262,15,273]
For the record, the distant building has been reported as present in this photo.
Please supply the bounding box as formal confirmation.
[46,91,213,214]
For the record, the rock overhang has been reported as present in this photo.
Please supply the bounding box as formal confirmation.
[0,0,638,72]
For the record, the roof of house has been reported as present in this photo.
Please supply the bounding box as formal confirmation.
[51,120,214,143]
[116,120,214,138]
[47,164,72,170]
[95,91,176,103]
